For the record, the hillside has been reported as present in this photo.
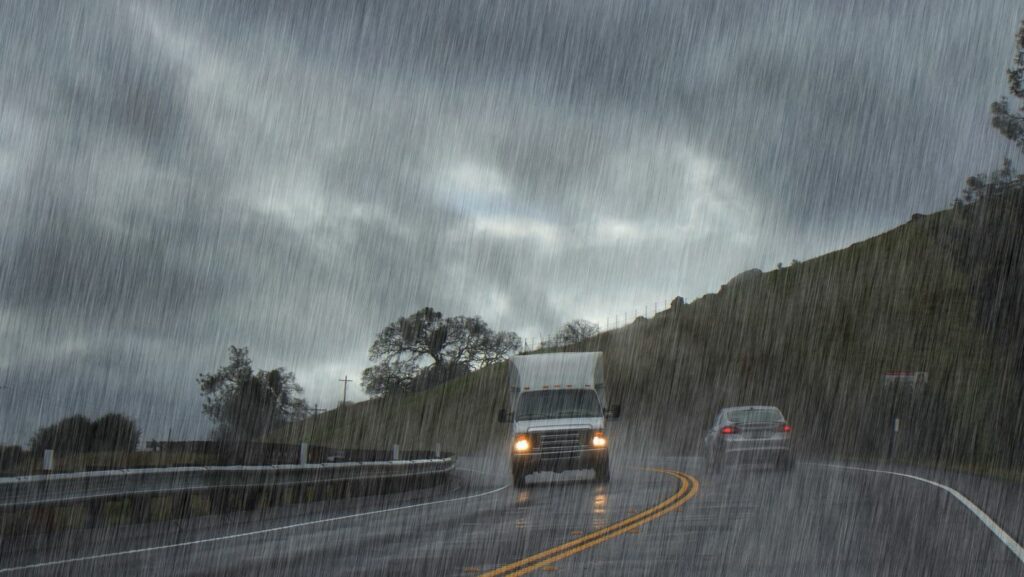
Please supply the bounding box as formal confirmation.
[283,194,1024,470]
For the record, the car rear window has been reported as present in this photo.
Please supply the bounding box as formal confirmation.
[727,408,784,423]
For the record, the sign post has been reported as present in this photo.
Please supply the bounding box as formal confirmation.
[881,371,927,460]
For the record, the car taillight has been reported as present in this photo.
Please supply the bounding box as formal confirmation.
[779,424,793,433]
[720,426,738,435]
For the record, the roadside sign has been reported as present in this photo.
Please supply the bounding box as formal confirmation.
[882,371,927,389]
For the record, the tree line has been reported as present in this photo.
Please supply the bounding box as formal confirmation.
[8,313,598,455]
[192,312,600,440]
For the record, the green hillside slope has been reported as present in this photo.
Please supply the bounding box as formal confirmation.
[283,194,1024,470]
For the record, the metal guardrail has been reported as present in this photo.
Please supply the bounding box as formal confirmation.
[0,455,457,509]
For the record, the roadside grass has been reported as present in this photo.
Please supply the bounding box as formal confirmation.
[278,363,509,454]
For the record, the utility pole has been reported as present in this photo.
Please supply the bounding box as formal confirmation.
[339,375,352,406]
[310,404,326,437]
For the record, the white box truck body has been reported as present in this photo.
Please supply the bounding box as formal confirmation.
[498,352,619,487]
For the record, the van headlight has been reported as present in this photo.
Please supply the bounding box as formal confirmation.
[592,431,607,448]
[513,435,531,453]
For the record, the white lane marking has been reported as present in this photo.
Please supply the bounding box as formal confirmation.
[0,483,510,574]
[830,464,1024,564]
[456,466,505,479]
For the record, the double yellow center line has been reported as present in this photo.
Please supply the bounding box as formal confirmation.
[480,469,700,576]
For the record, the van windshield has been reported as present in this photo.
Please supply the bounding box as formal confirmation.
[516,390,603,421]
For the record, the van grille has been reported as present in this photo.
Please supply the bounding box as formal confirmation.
[535,429,588,456]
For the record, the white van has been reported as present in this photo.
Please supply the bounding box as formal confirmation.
[498,352,620,487]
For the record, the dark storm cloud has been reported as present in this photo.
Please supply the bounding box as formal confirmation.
[1,0,1021,442]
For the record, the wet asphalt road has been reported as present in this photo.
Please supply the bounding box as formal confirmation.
[1,456,1022,576]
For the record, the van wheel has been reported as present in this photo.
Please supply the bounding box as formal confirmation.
[513,470,528,488]
[594,459,610,483]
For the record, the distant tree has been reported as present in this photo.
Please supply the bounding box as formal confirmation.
[29,415,94,453]
[361,358,420,397]
[362,308,521,397]
[992,22,1024,152]
[91,413,141,452]
[198,346,309,442]
[0,445,25,470]
[27,414,140,453]
[546,319,600,347]
[959,159,1023,205]
[960,20,1024,205]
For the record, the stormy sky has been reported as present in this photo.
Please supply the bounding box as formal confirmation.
[1,0,1021,444]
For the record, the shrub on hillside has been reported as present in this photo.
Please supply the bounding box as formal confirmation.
[0,445,25,470]
[28,413,141,453]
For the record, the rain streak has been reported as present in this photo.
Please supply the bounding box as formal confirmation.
[1,1,1023,575]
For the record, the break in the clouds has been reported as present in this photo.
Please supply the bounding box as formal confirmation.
[0,0,1020,442]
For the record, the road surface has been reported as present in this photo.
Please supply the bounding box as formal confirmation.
[1,455,1021,576]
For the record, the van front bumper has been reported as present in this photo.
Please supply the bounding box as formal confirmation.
[512,448,608,474]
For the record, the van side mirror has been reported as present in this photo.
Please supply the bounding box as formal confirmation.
[605,404,622,419]
[497,408,509,423]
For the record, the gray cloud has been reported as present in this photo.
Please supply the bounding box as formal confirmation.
[1,0,1021,443]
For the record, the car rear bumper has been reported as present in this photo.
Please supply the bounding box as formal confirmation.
[722,443,792,463]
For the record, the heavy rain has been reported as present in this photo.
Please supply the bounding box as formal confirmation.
[1,1,1023,575]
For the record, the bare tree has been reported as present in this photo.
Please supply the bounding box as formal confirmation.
[362,308,521,397]
[91,413,141,451]
[546,319,600,347]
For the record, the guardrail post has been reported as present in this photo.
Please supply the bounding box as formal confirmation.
[86,499,103,529]
[434,443,441,458]
[130,495,151,523]
[392,444,400,460]
[42,449,54,473]
[299,443,308,465]
[172,492,191,521]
